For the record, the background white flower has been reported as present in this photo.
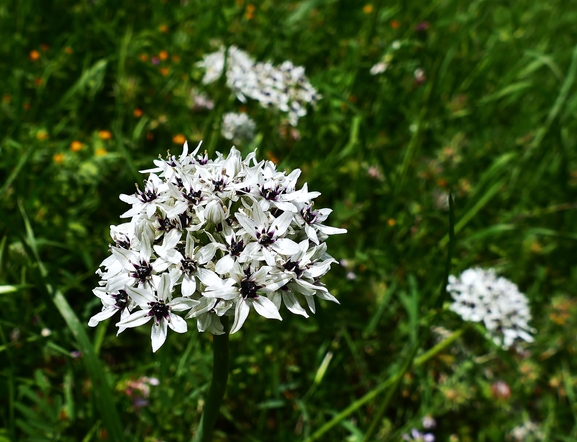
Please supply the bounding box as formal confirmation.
[447,268,534,348]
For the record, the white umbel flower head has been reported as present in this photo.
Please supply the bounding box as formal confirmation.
[90,141,346,351]
[221,112,256,143]
[198,46,320,126]
[447,268,534,348]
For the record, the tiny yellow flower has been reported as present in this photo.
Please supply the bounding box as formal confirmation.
[172,134,186,144]
[70,141,83,151]
[387,218,396,226]
[98,130,112,140]
[36,130,49,141]
[159,24,168,33]
[53,153,65,164]
[363,4,373,13]
[95,148,107,156]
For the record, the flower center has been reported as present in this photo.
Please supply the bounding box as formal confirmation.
[183,189,202,205]
[302,206,318,224]
[137,185,158,203]
[229,238,244,256]
[132,260,153,282]
[181,257,198,275]
[284,260,304,278]
[256,228,276,246]
[240,279,261,299]
[112,290,129,309]
[149,301,169,322]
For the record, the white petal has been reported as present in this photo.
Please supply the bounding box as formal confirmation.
[181,276,197,297]
[271,211,294,235]
[215,254,235,275]
[253,296,282,320]
[88,307,118,327]
[151,319,168,352]
[168,313,188,333]
[305,224,319,244]
[235,213,258,239]
[157,273,172,301]
[230,299,251,334]
[169,296,199,311]
[272,238,301,256]
[304,294,316,314]
[282,291,309,317]
[126,285,155,307]
[117,309,151,328]
[317,224,347,235]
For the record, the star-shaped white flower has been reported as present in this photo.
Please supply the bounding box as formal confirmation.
[117,274,198,352]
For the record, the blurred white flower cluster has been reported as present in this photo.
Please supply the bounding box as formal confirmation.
[221,112,256,143]
[89,142,345,352]
[447,268,534,348]
[198,46,321,126]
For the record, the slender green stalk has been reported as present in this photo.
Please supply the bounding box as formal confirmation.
[362,338,422,442]
[193,317,230,442]
[304,327,467,442]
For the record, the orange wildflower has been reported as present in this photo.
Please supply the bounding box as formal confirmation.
[34,77,43,86]
[245,4,255,19]
[172,134,186,144]
[29,50,40,61]
[159,50,169,61]
[159,24,168,33]
[65,47,73,54]
[363,4,373,13]
[98,130,112,140]
[387,218,396,226]
[53,153,65,164]
[160,67,169,76]
[95,148,107,156]
[133,108,143,117]
[390,20,400,28]
[2,94,11,103]
[70,141,83,151]
[139,54,149,62]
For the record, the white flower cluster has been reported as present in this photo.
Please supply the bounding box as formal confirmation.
[447,268,534,348]
[221,112,256,143]
[89,142,346,352]
[198,46,321,126]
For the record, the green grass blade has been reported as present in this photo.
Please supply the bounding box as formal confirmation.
[52,290,126,442]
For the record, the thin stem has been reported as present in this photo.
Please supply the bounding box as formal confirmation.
[193,316,230,442]
[304,326,467,442]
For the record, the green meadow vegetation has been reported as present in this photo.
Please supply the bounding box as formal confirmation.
[1,0,577,440]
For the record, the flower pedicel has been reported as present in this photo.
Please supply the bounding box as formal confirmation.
[90,142,346,351]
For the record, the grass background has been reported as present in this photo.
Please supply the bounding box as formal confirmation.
[1,0,577,440]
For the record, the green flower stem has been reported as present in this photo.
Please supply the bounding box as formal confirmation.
[193,317,230,442]
[304,326,467,442]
